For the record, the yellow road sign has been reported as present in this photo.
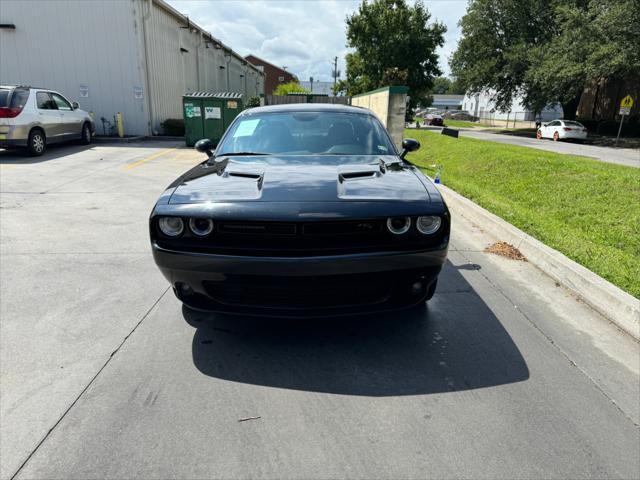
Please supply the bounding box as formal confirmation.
[620,95,634,109]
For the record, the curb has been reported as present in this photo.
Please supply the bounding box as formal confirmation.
[438,184,640,340]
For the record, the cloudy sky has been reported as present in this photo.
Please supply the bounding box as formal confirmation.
[166,0,469,82]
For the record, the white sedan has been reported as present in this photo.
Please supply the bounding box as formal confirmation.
[537,119,588,141]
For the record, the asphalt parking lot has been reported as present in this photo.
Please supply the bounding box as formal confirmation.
[1,142,639,479]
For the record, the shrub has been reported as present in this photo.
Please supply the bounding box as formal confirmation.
[273,82,310,96]
[246,96,261,108]
[161,118,185,136]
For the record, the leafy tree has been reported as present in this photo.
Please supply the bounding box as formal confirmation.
[432,77,452,94]
[273,82,309,96]
[338,0,446,113]
[431,76,466,94]
[451,0,640,119]
[451,0,555,113]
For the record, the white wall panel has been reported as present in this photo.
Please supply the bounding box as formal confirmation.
[0,0,148,135]
[0,0,264,135]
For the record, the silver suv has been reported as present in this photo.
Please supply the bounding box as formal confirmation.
[0,85,95,156]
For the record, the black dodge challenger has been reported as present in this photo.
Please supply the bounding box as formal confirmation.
[150,104,450,316]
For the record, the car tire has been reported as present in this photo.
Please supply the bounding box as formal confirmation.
[553,131,559,142]
[536,130,542,140]
[80,123,92,145]
[27,129,46,156]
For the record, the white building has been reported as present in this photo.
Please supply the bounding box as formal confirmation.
[431,94,464,110]
[462,91,562,121]
[0,0,265,136]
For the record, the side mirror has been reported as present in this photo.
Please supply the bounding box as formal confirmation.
[400,138,420,159]
[72,101,79,110]
[195,138,214,157]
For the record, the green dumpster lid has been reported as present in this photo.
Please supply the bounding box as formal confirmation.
[184,91,243,98]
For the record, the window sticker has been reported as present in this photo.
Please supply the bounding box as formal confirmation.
[233,119,260,137]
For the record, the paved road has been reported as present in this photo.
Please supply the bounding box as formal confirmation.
[1,143,639,479]
[417,127,640,168]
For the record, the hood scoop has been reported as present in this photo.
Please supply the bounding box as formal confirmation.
[338,163,385,183]
[339,170,380,182]
[224,171,262,180]
[169,156,429,204]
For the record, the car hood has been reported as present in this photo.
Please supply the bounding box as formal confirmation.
[168,155,432,204]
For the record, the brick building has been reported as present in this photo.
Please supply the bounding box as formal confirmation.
[245,54,298,95]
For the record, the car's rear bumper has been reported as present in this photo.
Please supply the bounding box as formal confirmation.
[560,131,587,140]
[0,138,27,148]
[0,124,28,147]
[152,243,448,317]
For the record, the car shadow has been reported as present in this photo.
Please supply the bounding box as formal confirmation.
[0,138,186,165]
[184,261,529,396]
[0,143,95,164]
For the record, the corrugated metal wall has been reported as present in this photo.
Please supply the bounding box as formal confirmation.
[0,0,264,136]
[136,0,264,134]
[0,0,149,135]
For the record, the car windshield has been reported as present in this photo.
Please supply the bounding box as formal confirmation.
[216,111,396,157]
[563,121,583,127]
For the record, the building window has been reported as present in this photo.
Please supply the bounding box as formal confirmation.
[278,76,285,82]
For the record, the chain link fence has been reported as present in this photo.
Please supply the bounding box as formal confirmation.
[477,111,543,129]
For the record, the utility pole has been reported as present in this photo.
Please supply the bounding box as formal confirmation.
[332,56,339,89]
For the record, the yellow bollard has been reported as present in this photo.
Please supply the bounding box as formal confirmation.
[116,112,124,138]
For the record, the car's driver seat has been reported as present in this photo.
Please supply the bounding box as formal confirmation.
[257,121,293,153]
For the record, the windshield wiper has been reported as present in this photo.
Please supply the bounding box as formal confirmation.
[208,152,271,165]
[216,152,271,157]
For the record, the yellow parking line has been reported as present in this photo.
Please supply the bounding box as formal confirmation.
[123,148,177,170]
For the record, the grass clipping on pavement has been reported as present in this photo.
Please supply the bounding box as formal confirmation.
[406,129,640,298]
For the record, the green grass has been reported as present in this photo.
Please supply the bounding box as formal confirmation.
[443,119,482,129]
[406,129,640,298]
[412,118,482,129]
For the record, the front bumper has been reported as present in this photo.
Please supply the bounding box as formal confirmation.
[152,243,448,317]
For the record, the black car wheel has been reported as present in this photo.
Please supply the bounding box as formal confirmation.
[28,129,46,156]
[80,123,92,145]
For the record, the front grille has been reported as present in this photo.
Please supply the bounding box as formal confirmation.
[203,272,393,309]
[155,217,448,257]
[218,221,297,236]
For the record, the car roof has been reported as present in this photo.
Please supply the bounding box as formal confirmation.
[241,103,374,116]
[0,85,48,91]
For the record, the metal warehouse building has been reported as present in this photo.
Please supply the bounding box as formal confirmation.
[0,0,265,136]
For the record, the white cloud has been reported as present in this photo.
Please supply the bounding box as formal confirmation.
[167,0,467,80]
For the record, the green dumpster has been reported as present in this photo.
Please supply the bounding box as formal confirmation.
[182,92,243,147]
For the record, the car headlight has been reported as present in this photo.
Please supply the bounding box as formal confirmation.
[416,216,441,235]
[158,217,184,237]
[189,217,214,236]
[387,216,411,235]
